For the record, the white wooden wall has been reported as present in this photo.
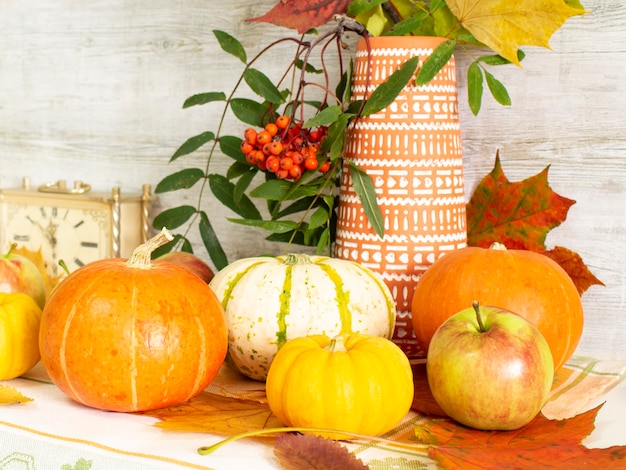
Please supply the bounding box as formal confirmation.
[1,0,624,356]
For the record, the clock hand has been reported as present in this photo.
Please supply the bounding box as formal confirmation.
[27,215,59,254]
[44,219,58,248]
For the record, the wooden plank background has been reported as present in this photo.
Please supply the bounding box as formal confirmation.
[1,0,623,355]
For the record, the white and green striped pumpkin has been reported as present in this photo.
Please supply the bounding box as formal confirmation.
[209,253,396,381]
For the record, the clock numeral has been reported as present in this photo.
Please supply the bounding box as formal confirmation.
[74,220,85,229]
[80,241,98,249]
[74,258,85,268]
[40,207,46,218]
[13,234,30,242]
[51,207,58,218]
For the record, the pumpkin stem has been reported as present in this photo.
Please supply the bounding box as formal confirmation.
[283,253,312,265]
[472,301,486,333]
[489,242,507,251]
[326,335,348,353]
[126,228,174,269]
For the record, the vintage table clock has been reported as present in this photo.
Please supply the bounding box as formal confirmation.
[0,177,152,277]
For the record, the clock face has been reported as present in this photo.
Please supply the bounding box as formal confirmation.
[2,201,111,277]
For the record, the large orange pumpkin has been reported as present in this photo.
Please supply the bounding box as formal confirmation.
[39,229,228,412]
[411,243,583,370]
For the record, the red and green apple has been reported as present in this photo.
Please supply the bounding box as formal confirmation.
[156,251,214,283]
[0,244,47,309]
[426,301,554,431]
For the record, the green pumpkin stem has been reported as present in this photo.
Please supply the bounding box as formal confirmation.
[126,228,173,269]
[283,253,312,265]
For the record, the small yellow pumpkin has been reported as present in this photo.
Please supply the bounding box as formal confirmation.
[0,292,42,380]
[266,333,414,439]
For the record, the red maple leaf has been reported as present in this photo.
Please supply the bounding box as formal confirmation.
[543,246,605,295]
[247,0,352,34]
[465,151,603,295]
[466,150,576,252]
[417,405,626,469]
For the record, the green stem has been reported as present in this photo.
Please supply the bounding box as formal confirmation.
[4,243,17,258]
[197,426,430,456]
[283,253,312,265]
[472,300,486,333]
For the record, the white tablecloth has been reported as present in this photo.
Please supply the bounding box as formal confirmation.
[1,357,625,470]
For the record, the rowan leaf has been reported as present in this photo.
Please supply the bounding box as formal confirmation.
[0,384,33,405]
[466,151,576,252]
[418,405,626,469]
[247,0,353,34]
[143,391,283,435]
[274,434,368,470]
[543,246,605,295]
[349,161,384,239]
[445,0,587,65]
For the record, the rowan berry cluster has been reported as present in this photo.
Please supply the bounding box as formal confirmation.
[240,115,330,181]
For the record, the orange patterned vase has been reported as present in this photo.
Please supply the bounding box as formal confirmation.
[334,36,467,358]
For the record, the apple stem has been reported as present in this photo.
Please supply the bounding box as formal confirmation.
[4,243,17,258]
[473,301,486,333]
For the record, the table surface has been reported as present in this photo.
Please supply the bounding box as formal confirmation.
[1,360,626,470]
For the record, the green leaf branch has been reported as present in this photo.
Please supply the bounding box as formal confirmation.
[154,20,423,268]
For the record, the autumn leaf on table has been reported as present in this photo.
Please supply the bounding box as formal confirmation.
[416,405,626,469]
[141,391,283,436]
[274,434,368,470]
[0,384,33,405]
[446,0,587,66]
[247,0,352,34]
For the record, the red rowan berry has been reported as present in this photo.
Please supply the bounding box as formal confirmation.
[288,165,302,180]
[269,141,284,156]
[276,115,290,129]
[256,130,272,146]
[265,122,278,137]
[304,157,319,171]
[240,140,254,155]
[265,156,280,173]
[279,157,294,171]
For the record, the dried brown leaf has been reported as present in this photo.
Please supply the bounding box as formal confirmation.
[274,433,369,470]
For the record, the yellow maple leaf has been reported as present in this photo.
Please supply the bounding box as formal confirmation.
[0,384,33,405]
[142,391,283,436]
[446,0,587,65]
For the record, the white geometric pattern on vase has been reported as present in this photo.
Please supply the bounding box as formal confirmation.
[334,37,467,358]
